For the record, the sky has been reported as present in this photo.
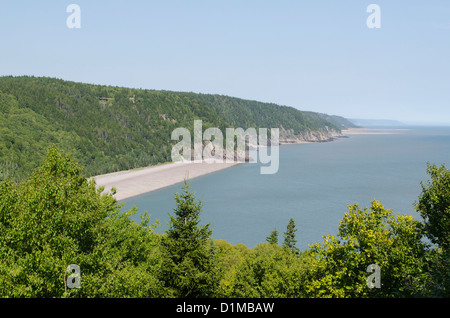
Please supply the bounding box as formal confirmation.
[1,0,449,124]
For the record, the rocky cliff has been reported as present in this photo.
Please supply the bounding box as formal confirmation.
[278,126,344,144]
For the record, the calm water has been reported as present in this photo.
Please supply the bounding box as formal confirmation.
[121,127,450,250]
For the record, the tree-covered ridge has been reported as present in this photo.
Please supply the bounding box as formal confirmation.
[188,93,352,134]
[0,148,448,298]
[0,76,355,179]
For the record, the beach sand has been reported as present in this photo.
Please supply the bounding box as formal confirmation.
[93,161,241,201]
[93,128,407,200]
[342,128,409,135]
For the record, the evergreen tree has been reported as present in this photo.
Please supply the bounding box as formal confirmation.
[266,229,279,245]
[283,218,299,255]
[160,179,215,297]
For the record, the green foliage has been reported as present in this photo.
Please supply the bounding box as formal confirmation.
[417,163,450,251]
[0,147,164,297]
[211,240,250,297]
[0,91,82,180]
[266,229,279,245]
[0,76,348,179]
[160,180,216,297]
[227,244,315,298]
[76,207,164,298]
[308,200,430,297]
[191,94,351,134]
[1,147,448,298]
[0,147,106,296]
[283,218,300,255]
[416,163,450,296]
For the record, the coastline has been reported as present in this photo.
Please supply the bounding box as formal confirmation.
[92,161,241,201]
[342,127,409,135]
[93,127,406,201]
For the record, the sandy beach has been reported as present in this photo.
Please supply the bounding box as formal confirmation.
[93,161,241,201]
[342,128,409,135]
[93,128,408,201]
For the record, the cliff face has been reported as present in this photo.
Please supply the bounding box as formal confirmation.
[278,126,344,144]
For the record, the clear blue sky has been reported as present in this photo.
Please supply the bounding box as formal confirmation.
[1,1,449,124]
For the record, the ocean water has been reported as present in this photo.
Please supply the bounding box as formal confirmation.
[121,127,450,250]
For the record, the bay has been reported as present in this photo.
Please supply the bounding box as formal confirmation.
[121,126,450,250]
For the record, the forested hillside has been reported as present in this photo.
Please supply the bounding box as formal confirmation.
[0,148,448,298]
[0,76,355,179]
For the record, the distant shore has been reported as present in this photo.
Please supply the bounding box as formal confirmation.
[93,161,241,201]
[93,127,408,201]
[342,128,409,135]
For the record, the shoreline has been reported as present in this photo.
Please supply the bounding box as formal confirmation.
[93,161,241,201]
[93,127,406,201]
[342,127,409,135]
